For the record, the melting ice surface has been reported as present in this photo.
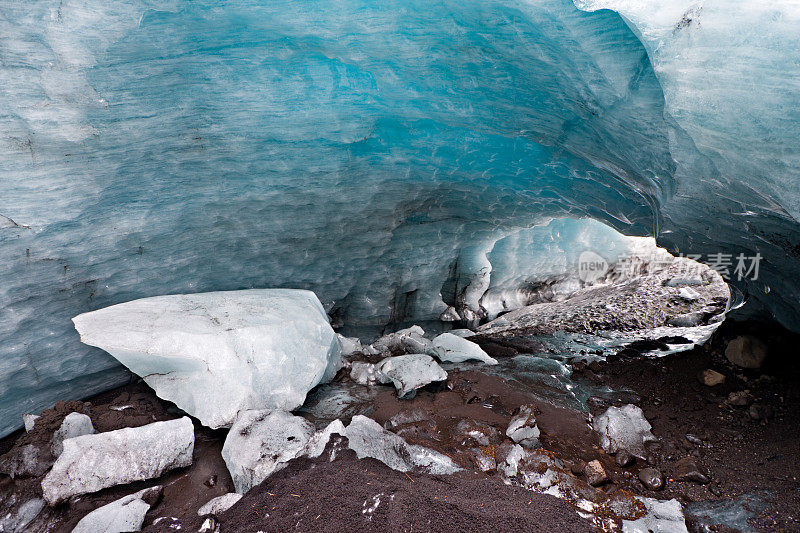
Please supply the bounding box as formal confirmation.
[1,0,799,436]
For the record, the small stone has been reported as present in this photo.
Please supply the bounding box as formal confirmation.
[685,434,703,446]
[615,449,635,467]
[725,335,768,369]
[570,461,586,476]
[727,390,753,407]
[697,369,725,387]
[673,457,710,484]
[584,460,609,486]
[638,467,664,490]
[748,403,773,420]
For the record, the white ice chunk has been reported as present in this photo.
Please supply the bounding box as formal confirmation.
[51,412,95,457]
[221,410,315,494]
[72,486,161,533]
[431,333,497,364]
[41,417,194,505]
[197,493,242,516]
[622,497,688,533]
[345,416,461,475]
[22,415,39,433]
[506,405,540,448]
[72,289,342,429]
[374,354,447,397]
[350,362,378,385]
[592,404,656,459]
[337,334,363,356]
[372,326,433,355]
[0,498,44,532]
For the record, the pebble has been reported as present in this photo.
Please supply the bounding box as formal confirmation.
[728,390,753,407]
[638,467,664,490]
[674,457,710,484]
[749,403,773,421]
[585,460,609,486]
[697,369,726,387]
[615,450,635,467]
[570,460,586,476]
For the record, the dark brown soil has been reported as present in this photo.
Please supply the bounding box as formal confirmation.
[149,440,597,533]
[575,320,800,531]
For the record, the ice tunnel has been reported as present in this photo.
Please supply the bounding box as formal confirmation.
[0,0,798,437]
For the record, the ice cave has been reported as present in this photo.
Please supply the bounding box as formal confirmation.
[0,0,798,531]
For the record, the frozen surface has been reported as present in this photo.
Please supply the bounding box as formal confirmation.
[622,497,688,533]
[197,493,243,517]
[1,0,799,437]
[41,417,194,504]
[72,289,342,429]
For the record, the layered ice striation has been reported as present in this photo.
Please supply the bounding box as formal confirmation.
[1,0,799,437]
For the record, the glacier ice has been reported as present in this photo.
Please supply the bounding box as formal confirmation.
[72,289,342,429]
[0,0,799,437]
[41,417,194,505]
[221,410,316,494]
[431,332,498,364]
[374,354,448,398]
[71,486,162,533]
[592,404,656,459]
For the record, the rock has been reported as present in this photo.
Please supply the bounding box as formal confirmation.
[372,326,433,355]
[615,449,635,467]
[22,414,39,432]
[51,412,95,457]
[72,289,342,429]
[505,405,540,448]
[0,498,45,532]
[72,486,162,533]
[697,369,726,387]
[221,410,315,494]
[725,335,768,369]
[374,354,447,398]
[592,404,656,458]
[345,415,461,475]
[727,390,753,406]
[622,497,687,533]
[430,333,498,364]
[637,467,664,490]
[197,493,242,516]
[41,417,194,505]
[748,403,773,420]
[673,457,710,484]
[668,312,705,327]
[350,362,378,385]
[584,460,608,486]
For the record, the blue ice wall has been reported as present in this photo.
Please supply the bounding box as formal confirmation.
[0,0,798,436]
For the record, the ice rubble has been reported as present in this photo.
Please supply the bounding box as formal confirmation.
[374,354,448,398]
[41,417,194,505]
[222,410,316,494]
[72,289,342,429]
[592,404,656,459]
[1,0,799,438]
[72,486,162,533]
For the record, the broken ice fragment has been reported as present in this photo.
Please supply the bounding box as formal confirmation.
[592,404,656,458]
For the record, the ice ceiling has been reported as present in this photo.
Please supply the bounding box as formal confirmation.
[1,0,798,436]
